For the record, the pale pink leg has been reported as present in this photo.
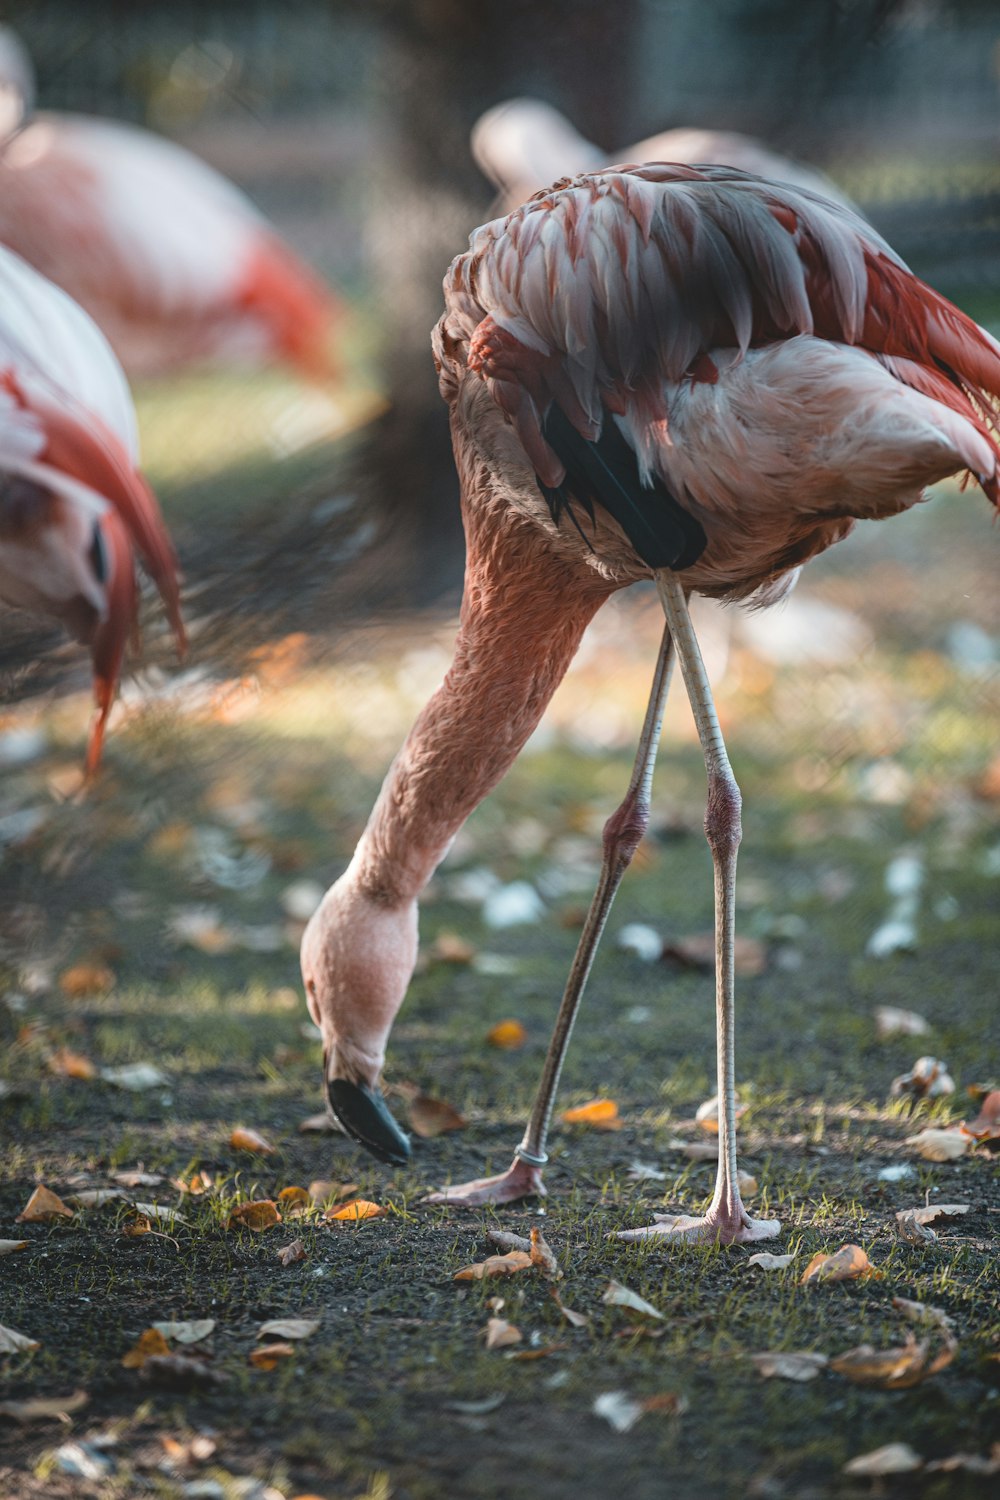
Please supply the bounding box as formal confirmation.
[425,623,675,1206]
[617,574,779,1246]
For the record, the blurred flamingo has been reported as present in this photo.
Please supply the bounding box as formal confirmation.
[0,245,183,772]
[301,164,999,1242]
[0,28,341,379]
[472,97,854,213]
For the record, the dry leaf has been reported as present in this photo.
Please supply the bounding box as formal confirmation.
[694,1094,747,1134]
[0,1390,87,1423]
[593,1391,644,1433]
[277,1186,312,1216]
[800,1244,876,1284]
[662,932,766,976]
[308,1179,358,1205]
[325,1199,385,1222]
[602,1281,664,1320]
[551,1288,589,1328]
[227,1200,282,1232]
[151,1320,215,1345]
[258,1318,319,1340]
[409,1094,468,1138]
[58,963,114,998]
[487,1019,527,1049]
[891,1055,955,1099]
[898,1203,970,1227]
[46,1048,97,1080]
[667,1136,719,1161]
[747,1252,796,1271]
[277,1239,307,1266]
[830,1336,954,1388]
[249,1342,296,1371]
[487,1230,530,1253]
[561,1098,622,1130]
[529,1225,562,1280]
[0,1323,40,1355]
[120,1211,152,1237]
[100,1063,168,1091]
[926,1449,1000,1476]
[229,1126,276,1154]
[454,1251,533,1281]
[121,1328,171,1368]
[68,1189,124,1208]
[875,1006,930,1039]
[0,1240,28,1256]
[750,1351,828,1381]
[430,932,477,964]
[844,1444,923,1476]
[906,1127,971,1162]
[298,1113,340,1133]
[484,1317,522,1350]
[16,1185,73,1222]
[139,1353,229,1388]
[173,1171,215,1195]
[506,1342,572,1361]
[891,1296,955,1337]
[965,1090,1000,1140]
[896,1210,936,1244]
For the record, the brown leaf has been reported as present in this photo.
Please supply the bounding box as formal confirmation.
[551,1288,589,1328]
[750,1351,828,1382]
[277,1186,311,1216]
[895,1210,936,1245]
[139,1353,229,1388]
[46,1048,97,1081]
[308,1179,359,1205]
[891,1056,955,1099]
[227,1200,282,1232]
[0,1391,87,1423]
[528,1225,562,1280]
[58,963,115,998]
[906,1127,972,1162]
[454,1251,533,1281]
[965,1089,1000,1140]
[249,1342,296,1371]
[173,1171,215,1195]
[484,1317,522,1350]
[662,932,766,976]
[0,1323,40,1355]
[800,1244,876,1284]
[16,1185,73,1222]
[843,1444,923,1476]
[898,1203,971,1227]
[667,1136,719,1161]
[486,1019,527,1049]
[506,1342,571,1361]
[120,1211,153,1237]
[830,1336,955,1388]
[121,1328,171,1368]
[325,1198,385,1222]
[409,1094,468,1139]
[891,1296,956,1339]
[561,1098,622,1130]
[277,1239,307,1266]
[430,932,477,965]
[229,1126,277,1155]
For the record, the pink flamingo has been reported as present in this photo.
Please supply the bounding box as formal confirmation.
[0,29,340,380]
[301,164,999,1243]
[472,97,854,214]
[0,245,183,772]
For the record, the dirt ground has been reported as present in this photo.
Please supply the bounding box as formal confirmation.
[0,424,998,1499]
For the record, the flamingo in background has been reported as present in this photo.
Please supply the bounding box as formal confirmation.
[301,163,999,1243]
[0,245,183,772]
[472,97,854,214]
[0,28,341,380]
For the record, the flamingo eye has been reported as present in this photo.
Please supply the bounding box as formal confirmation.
[88,522,108,585]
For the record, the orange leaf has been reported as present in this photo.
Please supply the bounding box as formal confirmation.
[277,1239,307,1267]
[16,1185,73,1223]
[58,963,115,998]
[561,1098,622,1130]
[454,1251,533,1281]
[46,1048,97,1081]
[121,1211,152,1237]
[695,1094,747,1134]
[325,1199,385,1222]
[249,1342,296,1371]
[801,1244,876,1285]
[529,1226,562,1280]
[487,1019,527,1049]
[227,1200,282,1232]
[431,932,477,965]
[229,1127,277,1155]
[965,1089,1000,1140]
[409,1094,468,1139]
[121,1328,171,1368]
[277,1186,311,1216]
[173,1171,215,1195]
[830,1337,955,1388]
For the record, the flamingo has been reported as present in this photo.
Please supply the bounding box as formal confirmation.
[0,244,183,772]
[472,97,854,214]
[300,164,999,1243]
[0,28,340,379]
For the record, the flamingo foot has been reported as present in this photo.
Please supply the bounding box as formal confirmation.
[616,1205,780,1246]
[423,1154,546,1206]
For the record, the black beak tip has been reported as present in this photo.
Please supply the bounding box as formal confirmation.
[327,1078,411,1167]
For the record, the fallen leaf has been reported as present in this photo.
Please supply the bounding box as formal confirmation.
[626,1160,667,1182]
[430,932,477,964]
[925,1449,1000,1476]
[100,1063,168,1091]
[46,1048,97,1081]
[487,1229,530,1253]
[120,1211,152,1237]
[747,1252,796,1271]
[309,1179,358,1205]
[551,1289,589,1328]
[800,1244,876,1284]
[277,1186,312,1216]
[891,1055,955,1099]
[277,1239,307,1266]
[906,1127,971,1162]
[506,1342,571,1361]
[0,1323,40,1355]
[486,1019,527,1049]
[843,1443,923,1476]
[151,1320,215,1345]
[229,1126,276,1155]
[173,1171,215,1195]
[58,963,114,998]
[454,1251,533,1281]
[0,1240,28,1256]
[445,1395,507,1415]
[298,1113,339,1133]
[249,1342,296,1371]
[227,1200,282,1232]
[896,1210,936,1244]
[593,1391,644,1433]
[738,1170,759,1195]
[110,1171,164,1188]
[16,1185,73,1222]
[898,1203,970,1227]
[891,1296,955,1337]
[325,1198,385,1222]
[121,1328,171,1368]
[0,1391,88,1423]
[561,1098,622,1130]
[602,1281,664,1320]
[662,932,766,975]
[750,1351,828,1381]
[694,1094,747,1134]
[409,1094,468,1138]
[667,1136,719,1161]
[875,1006,930,1039]
[139,1353,229,1388]
[529,1225,562,1280]
[965,1089,1000,1140]
[133,1202,188,1224]
[830,1336,954,1388]
[484,1317,522,1350]
[258,1318,319,1340]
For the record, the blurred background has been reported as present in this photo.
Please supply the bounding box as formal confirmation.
[0,0,997,998]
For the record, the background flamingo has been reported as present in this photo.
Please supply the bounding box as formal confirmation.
[0,27,341,380]
[301,164,1000,1242]
[472,96,854,214]
[0,245,183,772]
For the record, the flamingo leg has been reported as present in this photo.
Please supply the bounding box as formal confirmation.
[616,572,779,1245]
[425,619,675,1206]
